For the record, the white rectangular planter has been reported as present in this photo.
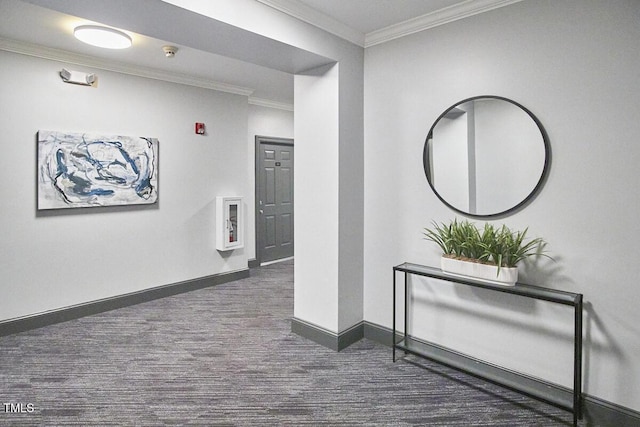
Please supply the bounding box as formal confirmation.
[441,256,518,286]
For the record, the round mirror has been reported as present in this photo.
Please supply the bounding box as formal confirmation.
[423,96,550,217]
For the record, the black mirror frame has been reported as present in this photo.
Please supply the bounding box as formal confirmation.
[423,95,551,219]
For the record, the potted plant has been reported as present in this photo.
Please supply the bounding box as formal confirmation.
[422,219,550,286]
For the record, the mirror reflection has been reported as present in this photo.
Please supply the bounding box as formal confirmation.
[424,96,549,217]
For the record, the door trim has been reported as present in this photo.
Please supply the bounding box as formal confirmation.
[254,135,294,266]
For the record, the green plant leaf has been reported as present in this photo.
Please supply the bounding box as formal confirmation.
[422,219,552,276]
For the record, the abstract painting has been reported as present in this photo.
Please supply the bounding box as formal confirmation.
[38,130,158,210]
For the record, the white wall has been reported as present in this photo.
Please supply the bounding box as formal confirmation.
[364,0,640,411]
[293,63,340,332]
[0,50,249,321]
[247,103,294,261]
[474,99,544,215]
[431,113,470,211]
[248,104,294,142]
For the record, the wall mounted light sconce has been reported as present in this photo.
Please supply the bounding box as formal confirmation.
[74,25,132,49]
[60,68,97,86]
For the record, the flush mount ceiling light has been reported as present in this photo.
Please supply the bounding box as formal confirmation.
[74,25,132,49]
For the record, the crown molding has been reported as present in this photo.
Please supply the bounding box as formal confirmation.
[255,0,365,47]
[256,0,524,49]
[248,97,294,111]
[365,0,525,47]
[0,37,255,97]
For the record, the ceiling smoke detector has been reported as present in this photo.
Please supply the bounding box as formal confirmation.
[162,45,178,58]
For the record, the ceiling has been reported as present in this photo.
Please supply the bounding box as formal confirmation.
[257,0,523,46]
[0,0,297,105]
[0,0,520,106]
[294,0,466,35]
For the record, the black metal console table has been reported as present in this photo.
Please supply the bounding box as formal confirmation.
[393,262,583,426]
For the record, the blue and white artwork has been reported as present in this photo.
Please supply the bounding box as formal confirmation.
[38,130,158,209]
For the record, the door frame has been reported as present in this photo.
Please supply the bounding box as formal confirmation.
[254,135,294,266]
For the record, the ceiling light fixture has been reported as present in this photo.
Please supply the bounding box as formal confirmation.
[74,25,132,49]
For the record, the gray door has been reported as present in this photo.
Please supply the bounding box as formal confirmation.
[256,137,294,264]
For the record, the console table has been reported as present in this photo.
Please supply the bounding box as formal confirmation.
[393,262,583,426]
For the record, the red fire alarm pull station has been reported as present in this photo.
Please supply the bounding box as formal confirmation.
[195,122,205,135]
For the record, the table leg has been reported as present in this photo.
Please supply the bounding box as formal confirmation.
[573,295,583,425]
[393,268,396,362]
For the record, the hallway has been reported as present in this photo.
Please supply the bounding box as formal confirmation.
[0,260,574,425]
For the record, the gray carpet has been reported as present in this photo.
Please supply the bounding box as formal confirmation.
[1,260,578,426]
